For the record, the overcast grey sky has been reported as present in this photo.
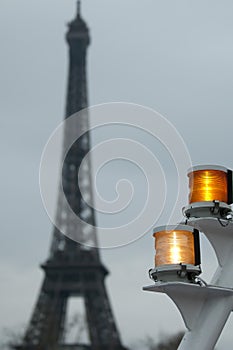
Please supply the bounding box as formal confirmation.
[1,0,233,348]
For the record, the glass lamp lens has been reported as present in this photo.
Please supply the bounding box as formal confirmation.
[154,230,195,266]
[188,169,228,204]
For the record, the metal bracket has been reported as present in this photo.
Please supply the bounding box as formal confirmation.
[149,264,201,283]
[143,282,233,330]
[183,201,232,220]
[211,200,220,215]
[185,217,233,273]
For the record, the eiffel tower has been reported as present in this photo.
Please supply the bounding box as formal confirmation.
[16,2,127,349]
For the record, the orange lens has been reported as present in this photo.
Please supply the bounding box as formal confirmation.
[154,230,195,266]
[188,169,227,204]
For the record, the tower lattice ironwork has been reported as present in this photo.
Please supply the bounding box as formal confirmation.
[16,2,126,350]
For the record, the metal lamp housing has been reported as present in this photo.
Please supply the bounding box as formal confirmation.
[150,225,201,283]
[183,165,233,220]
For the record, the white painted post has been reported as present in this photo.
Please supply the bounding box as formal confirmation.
[178,217,233,350]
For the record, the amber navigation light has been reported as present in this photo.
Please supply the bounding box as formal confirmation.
[187,165,233,204]
[153,225,200,268]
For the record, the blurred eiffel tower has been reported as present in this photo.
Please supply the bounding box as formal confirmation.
[15,2,127,349]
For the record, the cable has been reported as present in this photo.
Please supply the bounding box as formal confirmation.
[218,218,230,227]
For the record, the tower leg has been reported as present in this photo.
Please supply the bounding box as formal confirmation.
[84,282,124,349]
